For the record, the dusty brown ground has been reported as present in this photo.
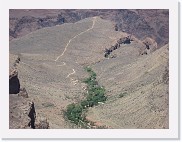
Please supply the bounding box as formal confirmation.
[9,16,168,129]
[87,44,169,129]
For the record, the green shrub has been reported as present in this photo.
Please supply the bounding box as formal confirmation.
[88,100,94,107]
[85,67,92,72]
[65,103,83,124]
[81,100,89,108]
[65,67,107,126]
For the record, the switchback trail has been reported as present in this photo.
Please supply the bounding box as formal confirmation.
[66,69,75,78]
[54,17,97,62]
[54,17,97,82]
[20,17,97,85]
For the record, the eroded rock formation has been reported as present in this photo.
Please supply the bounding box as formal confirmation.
[104,35,133,58]
[9,55,49,129]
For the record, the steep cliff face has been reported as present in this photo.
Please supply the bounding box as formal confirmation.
[9,54,49,129]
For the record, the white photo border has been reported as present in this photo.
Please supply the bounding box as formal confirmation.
[0,0,179,139]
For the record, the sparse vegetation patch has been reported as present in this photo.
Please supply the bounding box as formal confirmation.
[65,67,107,127]
[119,92,127,98]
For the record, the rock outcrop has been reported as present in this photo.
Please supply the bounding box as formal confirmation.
[104,35,133,58]
[9,53,49,129]
[10,99,49,129]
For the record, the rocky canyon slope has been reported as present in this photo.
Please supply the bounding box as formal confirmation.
[10,9,168,47]
[9,11,169,129]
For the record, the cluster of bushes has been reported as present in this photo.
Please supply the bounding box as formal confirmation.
[65,67,107,125]
[83,67,107,106]
[65,103,84,125]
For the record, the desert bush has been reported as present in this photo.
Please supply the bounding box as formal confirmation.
[65,103,84,124]
[119,92,127,98]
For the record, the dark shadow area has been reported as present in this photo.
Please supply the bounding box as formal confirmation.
[9,75,20,94]
[28,102,36,129]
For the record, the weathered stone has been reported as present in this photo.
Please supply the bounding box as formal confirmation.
[18,88,28,98]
